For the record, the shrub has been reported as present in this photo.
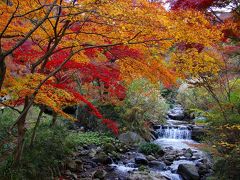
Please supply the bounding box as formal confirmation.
[139,142,162,155]
[120,79,169,140]
[213,146,240,179]
[125,79,169,123]
[176,83,211,111]
[0,109,18,164]
[176,79,240,179]
[66,131,116,148]
[0,108,117,179]
[0,119,71,179]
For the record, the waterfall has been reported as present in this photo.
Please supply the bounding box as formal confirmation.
[156,125,191,140]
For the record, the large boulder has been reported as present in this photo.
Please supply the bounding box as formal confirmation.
[177,164,200,180]
[197,163,210,176]
[191,126,205,141]
[118,131,146,145]
[135,153,149,165]
[168,113,185,120]
[149,161,167,171]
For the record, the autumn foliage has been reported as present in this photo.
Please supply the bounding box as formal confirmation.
[0,0,235,164]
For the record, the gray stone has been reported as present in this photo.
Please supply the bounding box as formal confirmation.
[185,148,193,154]
[184,148,193,158]
[93,152,112,164]
[177,152,185,156]
[135,154,148,165]
[168,114,185,120]
[118,131,146,145]
[147,155,156,161]
[149,161,167,170]
[191,126,205,141]
[177,164,200,180]
[184,152,192,158]
[167,106,185,120]
[191,156,199,160]
[96,146,102,152]
[164,160,173,166]
[93,169,107,179]
[164,155,176,162]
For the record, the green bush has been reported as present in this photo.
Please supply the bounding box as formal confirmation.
[176,79,240,179]
[0,109,18,163]
[66,131,116,148]
[176,83,211,111]
[213,146,240,180]
[139,142,162,155]
[0,119,71,179]
[120,79,169,140]
[0,108,117,179]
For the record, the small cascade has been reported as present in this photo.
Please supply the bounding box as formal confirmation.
[107,104,209,180]
[156,125,191,139]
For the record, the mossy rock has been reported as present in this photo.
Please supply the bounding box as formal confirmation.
[104,143,116,153]
[139,143,164,156]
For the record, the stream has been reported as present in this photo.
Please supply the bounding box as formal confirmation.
[110,105,211,180]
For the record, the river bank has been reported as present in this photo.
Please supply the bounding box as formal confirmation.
[61,105,212,180]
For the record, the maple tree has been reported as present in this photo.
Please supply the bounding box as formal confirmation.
[168,0,239,112]
[168,1,240,178]
[0,0,227,163]
[169,0,239,11]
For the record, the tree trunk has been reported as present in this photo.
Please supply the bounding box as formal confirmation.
[0,57,6,91]
[30,106,45,148]
[13,96,29,165]
[50,112,57,127]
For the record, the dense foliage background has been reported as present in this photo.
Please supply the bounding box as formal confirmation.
[0,0,239,179]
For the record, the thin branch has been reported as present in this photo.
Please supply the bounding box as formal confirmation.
[0,102,21,114]
[0,0,20,53]
[2,0,57,58]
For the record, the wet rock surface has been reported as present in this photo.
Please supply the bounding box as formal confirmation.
[167,105,185,120]
[61,105,212,180]
[177,164,200,180]
[191,126,205,142]
[134,153,149,165]
[118,131,146,145]
[61,143,212,180]
[127,171,168,180]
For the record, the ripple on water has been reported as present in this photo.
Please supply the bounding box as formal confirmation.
[110,163,137,173]
[154,138,199,150]
[161,170,182,180]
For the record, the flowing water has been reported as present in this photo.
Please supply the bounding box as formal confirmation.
[157,125,191,139]
[153,105,203,179]
[111,105,207,180]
